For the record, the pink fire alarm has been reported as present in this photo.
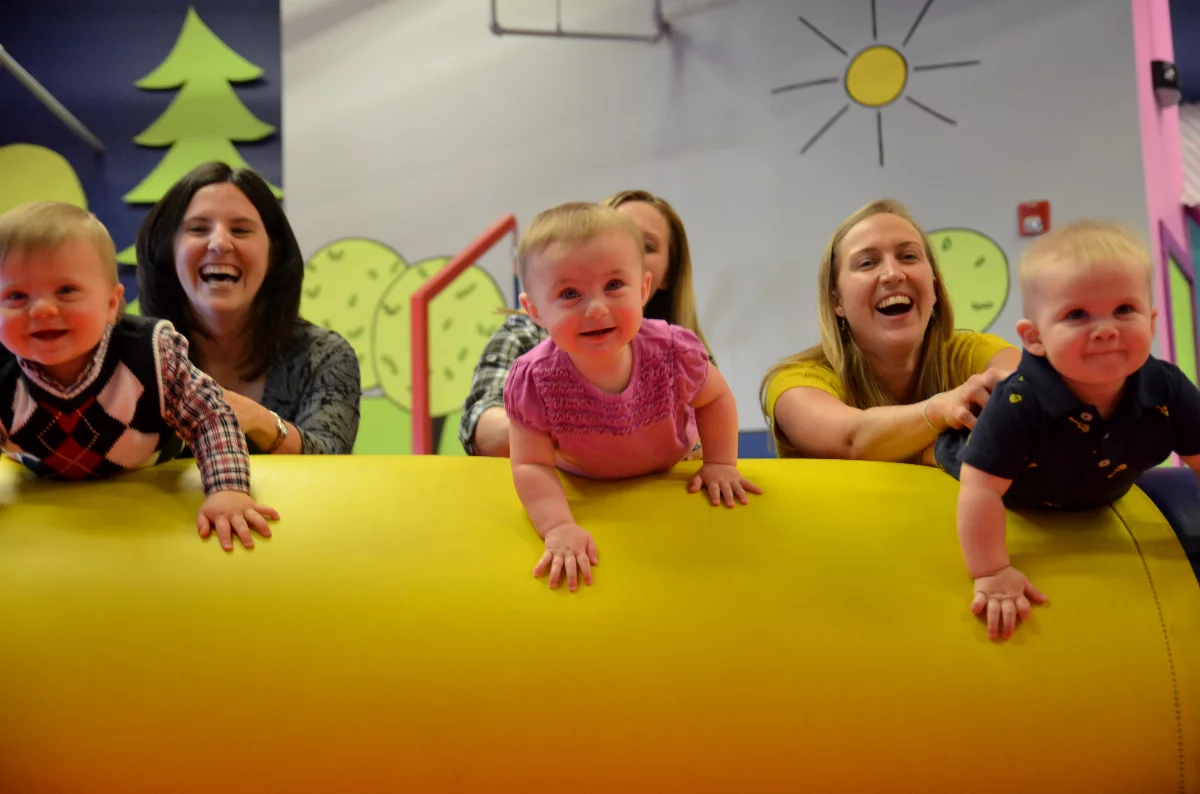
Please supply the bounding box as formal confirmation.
[1018,201,1051,237]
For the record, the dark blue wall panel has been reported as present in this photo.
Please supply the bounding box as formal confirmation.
[0,0,282,299]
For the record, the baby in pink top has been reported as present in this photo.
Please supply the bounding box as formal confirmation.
[505,317,707,479]
[506,202,761,593]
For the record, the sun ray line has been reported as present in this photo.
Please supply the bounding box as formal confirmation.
[871,0,878,40]
[906,96,957,125]
[800,104,850,155]
[877,110,884,167]
[902,0,935,47]
[913,60,981,71]
[771,76,839,95]
[798,16,848,56]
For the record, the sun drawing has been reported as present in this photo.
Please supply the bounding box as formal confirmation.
[772,0,979,166]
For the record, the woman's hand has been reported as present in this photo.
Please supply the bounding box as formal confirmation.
[927,368,1009,431]
[221,390,272,436]
[221,392,272,447]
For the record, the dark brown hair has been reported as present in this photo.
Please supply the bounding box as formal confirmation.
[136,162,304,379]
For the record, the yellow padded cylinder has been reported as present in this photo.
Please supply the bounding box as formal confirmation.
[0,456,1196,793]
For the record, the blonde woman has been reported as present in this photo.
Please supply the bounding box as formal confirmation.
[460,189,711,457]
[761,199,1020,462]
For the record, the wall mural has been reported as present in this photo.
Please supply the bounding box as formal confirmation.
[0,144,87,215]
[772,1,980,166]
[302,240,507,454]
[117,6,280,266]
[927,227,1010,333]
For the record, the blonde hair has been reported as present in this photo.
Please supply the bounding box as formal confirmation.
[603,189,712,357]
[1019,220,1153,314]
[516,202,643,288]
[0,201,118,283]
[760,199,957,416]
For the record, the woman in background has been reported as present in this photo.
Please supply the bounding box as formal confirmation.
[137,162,361,455]
[761,198,1018,462]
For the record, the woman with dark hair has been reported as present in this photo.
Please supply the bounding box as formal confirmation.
[137,162,360,454]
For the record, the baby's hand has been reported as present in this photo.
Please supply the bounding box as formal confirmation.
[688,463,763,507]
[971,566,1048,640]
[535,523,599,592]
[197,490,280,551]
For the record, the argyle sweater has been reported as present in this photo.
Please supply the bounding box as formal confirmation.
[0,316,250,494]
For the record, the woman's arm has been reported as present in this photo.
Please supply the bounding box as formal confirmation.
[986,346,1021,375]
[248,329,361,455]
[773,367,1008,462]
[773,387,940,462]
[471,407,511,458]
[288,332,361,454]
[459,315,544,457]
[223,391,304,454]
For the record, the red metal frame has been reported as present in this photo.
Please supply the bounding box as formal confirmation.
[410,214,518,454]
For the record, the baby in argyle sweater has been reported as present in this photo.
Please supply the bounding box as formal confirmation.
[0,202,277,551]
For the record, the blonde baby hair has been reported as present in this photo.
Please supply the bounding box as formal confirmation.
[1018,219,1153,315]
[0,201,119,283]
[516,202,644,290]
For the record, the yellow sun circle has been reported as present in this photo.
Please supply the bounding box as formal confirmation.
[845,45,907,107]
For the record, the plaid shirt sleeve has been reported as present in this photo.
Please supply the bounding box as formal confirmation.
[458,313,546,454]
[155,324,251,495]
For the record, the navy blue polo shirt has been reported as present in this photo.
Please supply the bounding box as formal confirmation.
[935,349,1200,509]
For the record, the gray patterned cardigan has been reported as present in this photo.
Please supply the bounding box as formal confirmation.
[258,322,361,454]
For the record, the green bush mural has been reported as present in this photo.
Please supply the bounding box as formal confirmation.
[302,240,507,454]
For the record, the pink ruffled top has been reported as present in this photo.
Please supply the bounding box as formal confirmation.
[504,319,710,479]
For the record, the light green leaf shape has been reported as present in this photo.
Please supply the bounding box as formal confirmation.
[116,245,138,266]
[123,5,280,218]
[928,228,1010,333]
[1168,257,1197,385]
[372,257,507,416]
[302,238,408,392]
[135,7,264,89]
[0,144,86,215]
[135,81,275,146]
[124,137,281,203]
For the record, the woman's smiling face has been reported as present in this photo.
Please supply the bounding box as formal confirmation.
[173,183,271,330]
[833,212,937,355]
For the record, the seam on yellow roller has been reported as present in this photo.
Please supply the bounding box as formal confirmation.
[1116,486,1200,793]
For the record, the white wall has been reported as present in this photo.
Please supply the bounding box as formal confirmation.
[282,0,1147,429]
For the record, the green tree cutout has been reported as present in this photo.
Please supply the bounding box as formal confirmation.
[117,6,279,264]
[372,258,507,449]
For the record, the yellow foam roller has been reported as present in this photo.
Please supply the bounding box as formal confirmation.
[0,456,1196,792]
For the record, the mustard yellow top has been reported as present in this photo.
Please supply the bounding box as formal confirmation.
[763,331,1015,458]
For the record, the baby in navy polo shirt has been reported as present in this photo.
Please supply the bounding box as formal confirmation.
[935,220,1200,640]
